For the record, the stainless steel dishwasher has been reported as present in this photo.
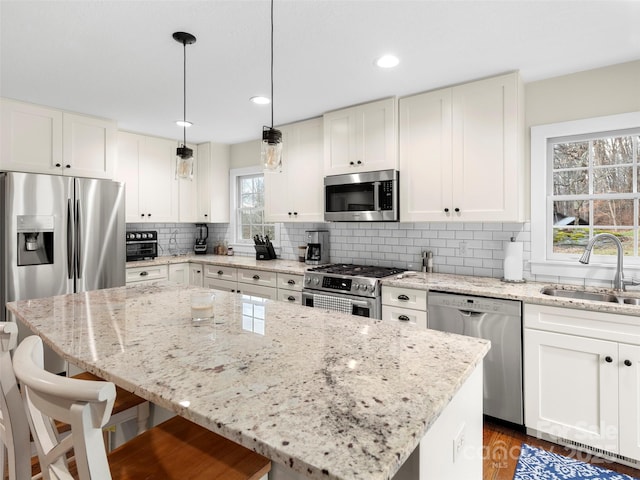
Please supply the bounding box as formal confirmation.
[427,291,523,425]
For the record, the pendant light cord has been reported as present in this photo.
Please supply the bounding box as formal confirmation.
[183,40,187,146]
[270,0,274,129]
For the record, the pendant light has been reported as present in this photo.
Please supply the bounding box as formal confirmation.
[173,31,196,180]
[262,0,283,172]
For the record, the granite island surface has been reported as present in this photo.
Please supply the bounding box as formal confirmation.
[6,282,489,480]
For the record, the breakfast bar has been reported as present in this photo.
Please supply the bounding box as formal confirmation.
[6,282,489,480]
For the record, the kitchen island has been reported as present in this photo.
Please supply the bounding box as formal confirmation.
[6,282,489,480]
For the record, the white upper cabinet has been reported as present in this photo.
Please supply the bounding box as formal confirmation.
[196,142,230,223]
[178,142,198,223]
[115,132,179,223]
[323,97,397,176]
[1,98,116,179]
[265,117,324,223]
[399,72,525,222]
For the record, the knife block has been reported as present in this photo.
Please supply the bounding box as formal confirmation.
[254,244,276,260]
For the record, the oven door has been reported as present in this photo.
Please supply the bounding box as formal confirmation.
[302,290,380,319]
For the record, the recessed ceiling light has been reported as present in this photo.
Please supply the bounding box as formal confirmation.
[176,120,192,127]
[375,54,400,69]
[250,96,271,105]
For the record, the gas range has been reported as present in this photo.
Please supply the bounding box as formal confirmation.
[303,264,405,299]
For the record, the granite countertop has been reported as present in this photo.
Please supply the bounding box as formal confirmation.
[382,272,640,316]
[127,254,309,275]
[6,282,489,480]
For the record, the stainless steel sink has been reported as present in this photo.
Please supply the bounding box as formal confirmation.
[540,287,619,303]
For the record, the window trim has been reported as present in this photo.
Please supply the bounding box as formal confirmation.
[531,111,640,281]
[229,166,279,254]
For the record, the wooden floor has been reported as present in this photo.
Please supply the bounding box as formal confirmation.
[484,419,640,479]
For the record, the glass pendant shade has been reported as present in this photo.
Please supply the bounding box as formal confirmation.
[176,145,194,180]
[262,126,283,171]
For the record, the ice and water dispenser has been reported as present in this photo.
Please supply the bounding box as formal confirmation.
[16,215,55,266]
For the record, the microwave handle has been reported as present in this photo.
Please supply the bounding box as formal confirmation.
[373,181,380,211]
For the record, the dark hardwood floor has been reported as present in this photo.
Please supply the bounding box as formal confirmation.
[484,419,640,479]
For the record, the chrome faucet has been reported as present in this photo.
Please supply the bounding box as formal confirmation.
[579,233,638,291]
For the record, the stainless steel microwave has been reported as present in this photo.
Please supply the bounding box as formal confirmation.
[324,169,399,222]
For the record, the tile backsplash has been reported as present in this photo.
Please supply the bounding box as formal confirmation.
[128,221,533,280]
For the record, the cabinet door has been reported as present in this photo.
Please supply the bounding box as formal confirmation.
[62,113,116,179]
[168,263,189,285]
[125,265,168,285]
[0,98,63,174]
[382,306,427,329]
[451,73,523,221]
[138,136,179,222]
[355,97,397,173]
[399,89,452,222]
[237,284,277,300]
[524,328,619,453]
[189,263,204,287]
[115,132,142,222]
[323,107,355,175]
[203,277,237,292]
[278,289,302,305]
[619,343,640,459]
[264,125,293,222]
[197,142,230,223]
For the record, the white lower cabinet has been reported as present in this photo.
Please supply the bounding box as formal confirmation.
[203,265,238,292]
[189,263,203,287]
[276,273,303,305]
[125,265,168,285]
[381,286,427,329]
[168,263,189,285]
[237,269,277,299]
[524,304,640,461]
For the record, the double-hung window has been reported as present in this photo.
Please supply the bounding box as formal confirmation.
[531,112,640,280]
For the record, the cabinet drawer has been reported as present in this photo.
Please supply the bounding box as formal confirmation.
[204,265,237,282]
[237,268,277,288]
[126,265,168,284]
[277,273,304,292]
[382,306,427,329]
[237,284,277,300]
[203,278,237,292]
[278,289,302,305]
[382,286,427,310]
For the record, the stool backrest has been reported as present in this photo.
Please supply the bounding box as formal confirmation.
[13,335,116,480]
[0,322,31,480]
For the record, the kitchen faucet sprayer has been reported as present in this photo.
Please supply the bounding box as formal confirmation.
[579,233,639,291]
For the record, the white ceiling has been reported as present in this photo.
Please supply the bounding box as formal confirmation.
[1,1,639,145]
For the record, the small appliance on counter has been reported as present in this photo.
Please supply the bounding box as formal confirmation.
[253,235,276,260]
[126,231,158,261]
[305,230,329,265]
[194,223,208,255]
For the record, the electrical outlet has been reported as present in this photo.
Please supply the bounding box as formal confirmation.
[459,241,468,256]
[453,423,466,463]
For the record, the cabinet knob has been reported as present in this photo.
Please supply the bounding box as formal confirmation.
[196,270,201,274]
[288,212,292,216]
[397,294,410,301]
[454,207,460,213]
[217,270,224,275]
[625,359,633,367]
[139,271,148,277]
[293,212,298,216]
[147,213,151,217]
[65,164,71,169]
[287,279,295,285]
[444,208,449,213]
[287,295,296,302]
[204,214,208,217]
[605,356,613,363]
[55,163,61,167]
[349,161,355,166]
[398,315,410,322]
[356,160,362,165]
[141,213,145,217]
[252,274,260,280]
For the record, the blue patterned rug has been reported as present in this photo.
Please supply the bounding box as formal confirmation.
[514,444,639,480]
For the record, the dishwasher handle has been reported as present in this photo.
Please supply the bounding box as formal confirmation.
[459,310,485,317]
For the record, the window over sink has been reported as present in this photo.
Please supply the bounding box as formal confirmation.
[531,112,640,281]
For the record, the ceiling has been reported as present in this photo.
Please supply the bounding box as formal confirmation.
[1,1,639,145]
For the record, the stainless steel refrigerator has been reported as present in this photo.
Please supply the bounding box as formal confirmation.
[0,172,125,373]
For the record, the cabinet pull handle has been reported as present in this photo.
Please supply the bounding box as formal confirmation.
[356,160,362,165]
[287,295,296,302]
[139,271,148,277]
[287,279,295,285]
[605,356,613,363]
[253,274,260,280]
[398,315,410,322]
[288,212,292,215]
[141,213,145,217]
[65,164,71,168]
[217,270,224,275]
[293,212,298,216]
[55,163,61,167]
[349,161,355,166]
[196,270,201,274]
[454,207,460,213]
[148,213,151,217]
[397,294,410,301]
[625,359,633,367]
[204,214,208,217]
[444,208,449,213]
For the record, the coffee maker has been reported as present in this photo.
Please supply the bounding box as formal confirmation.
[305,230,329,265]
[194,224,208,254]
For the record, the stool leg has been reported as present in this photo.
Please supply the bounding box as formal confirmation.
[136,402,150,434]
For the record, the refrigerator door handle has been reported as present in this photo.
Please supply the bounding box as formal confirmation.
[67,198,73,280]
[76,199,82,279]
